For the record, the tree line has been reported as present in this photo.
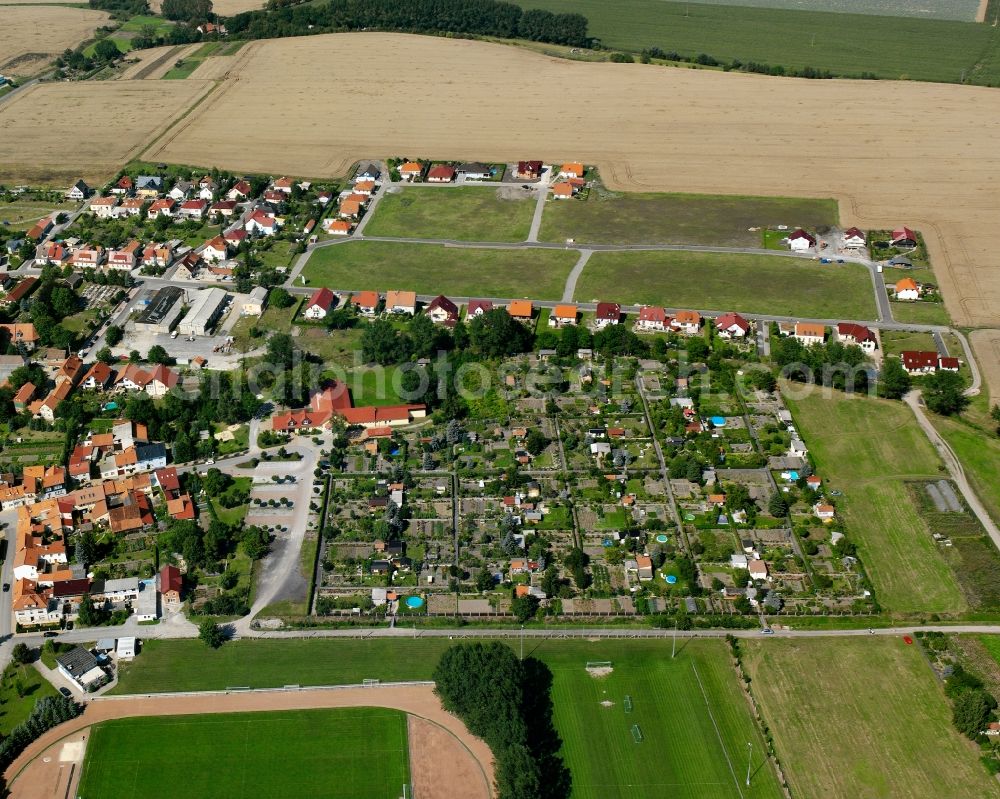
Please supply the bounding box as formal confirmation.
[224,0,589,48]
[434,642,570,799]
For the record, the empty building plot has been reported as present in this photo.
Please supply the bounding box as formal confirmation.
[134,286,185,334]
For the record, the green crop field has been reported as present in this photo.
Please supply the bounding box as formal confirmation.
[514,0,1000,84]
[575,251,876,318]
[366,186,537,242]
[111,638,778,799]
[784,386,967,614]
[301,241,577,299]
[77,708,409,799]
[540,191,837,247]
[743,637,1000,799]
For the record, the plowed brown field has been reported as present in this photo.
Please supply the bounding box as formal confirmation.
[5,33,1000,325]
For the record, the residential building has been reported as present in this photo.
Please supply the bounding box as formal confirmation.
[515,161,543,180]
[426,165,456,183]
[891,226,917,247]
[242,286,268,316]
[350,290,379,316]
[426,295,458,325]
[894,278,920,300]
[671,310,702,336]
[837,322,877,353]
[385,290,417,315]
[304,287,336,320]
[787,229,816,251]
[467,299,493,317]
[508,300,533,322]
[636,306,668,332]
[715,312,750,339]
[399,162,423,181]
[842,227,866,248]
[793,322,826,346]
[549,304,578,327]
[66,180,90,200]
[594,302,621,329]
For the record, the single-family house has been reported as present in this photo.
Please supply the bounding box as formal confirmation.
[793,322,826,346]
[549,304,578,327]
[467,299,493,317]
[748,559,768,581]
[178,199,207,220]
[559,162,584,179]
[788,229,817,251]
[70,246,104,270]
[894,278,920,300]
[273,176,295,195]
[385,290,417,315]
[456,162,493,180]
[837,322,877,353]
[339,199,361,219]
[106,240,140,271]
[245,210,281,236]
[426,165,455,183]
[508,300,533,323]
[201,236,229,263]
[842,227,866,248]
[146,198,175,219]
[900,351,941,374]
[110,175,133,196]
[516,161,543,180]
[40,242,69,267]
[635,554,654,581]
[66,180,90,200]
[594,302,621,329]
[671,310,702,336]
[552,182,576,199]
[399,162,424,181]
[135,176,164,199]
[351,290,379,316]
[304,287,336,320]
[89,196,119,219]
[715,312,751,339]
[354,163,381,183]
[227,180,251,201]
[426,295,458,325]
[636,306,668,332]
[159,564,182,605]
[353,180,376,197]
[223,229,247,247]
[208,200,238,219]
[891,226,917,247]
[323,218,352,235]
[80,362,114,391]
[120,197,145,216]
[814,503,835,520]
[168,181,192,201]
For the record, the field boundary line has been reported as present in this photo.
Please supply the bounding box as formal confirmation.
[94,679,435,700]
[691,661,745,799]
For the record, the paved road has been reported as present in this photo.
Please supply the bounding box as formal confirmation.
[525,169,551,243]
[904,390,1000,551]
[561,249,592,302]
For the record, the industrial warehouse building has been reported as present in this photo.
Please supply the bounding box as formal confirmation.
[133,286,185,334]
[176,288,229,337]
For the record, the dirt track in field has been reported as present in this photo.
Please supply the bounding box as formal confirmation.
[6,33,1000,326]
[0,6,109,77]
[5,684,493,799]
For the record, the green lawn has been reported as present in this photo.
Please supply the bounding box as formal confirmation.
[110,638,778,799]
[576,251,876,318]
[784,386,965,614]
[302,241,577,300]
[890,301,952,326]
[297,326,364,367]
[231,299,300,353]
[512,0,1000,84]
[78,709,409,799]
[366,186,536,242]
[879,330,938,358]
[540,191,837,247]
[0,663,57,736]
[0,199,73,231]
[932,415,1000,526]
[743,637,1000,799]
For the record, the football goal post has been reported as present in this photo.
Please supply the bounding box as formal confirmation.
[631,724,643,743]
[363,678,381,687]
[624,695,633,713]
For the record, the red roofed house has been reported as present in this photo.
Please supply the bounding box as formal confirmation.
[894,278,920,300]
[399,162,423,181]
[671,310,702,336]
[427,165,456,183]
[426,295,459,326]
[13,382,35,412]
[594,302,621,330]
[227,180,252,201]
[787,229,816,252]
[70,246,104,270]
[178,199,208,220]
[842,227,866,248]
[273,176,295,195]
[41,242,69,267]
[891,227,917,247]
[223,229,248,247]
[323,218,352,236]
[467,299,493,317]
[111,175,134,196]
[147,198,175,219]
[209,200,238,219]
[552,182,575,200]
[107,240,141,271]
[202,236,229,263]
[900,351,940,374]
[636,306,668,332]
[167,494,196,520]
[159,564,183,605]
[837,322,877,353]
[350,290,379,316]
[715,312,751,339]
[245,210,281,236]
[516,161,543,180]
[305,287,336,320]
[939,357,960,372]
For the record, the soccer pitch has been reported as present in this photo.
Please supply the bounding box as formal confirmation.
[536,639,782,799]
[77,708,409,799]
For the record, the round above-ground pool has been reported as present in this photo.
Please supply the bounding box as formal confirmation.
[405,595,424,609]
[655,533,669,544]
[665,575,678,585]
[711,416,726,427]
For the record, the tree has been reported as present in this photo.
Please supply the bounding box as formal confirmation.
[564,547,590,589]
[74,530,97,567]
[92,38,120,62]
[96,346,115,364]
[524,428,549,456]
[767,493,789,518]
[77,593,106,627]
[105,325,124,346]
[266,333,296,370]
[476,569,495,593]
[361,319,411,365]
[147,344,173,365]
[511,593,540,622]
[879,356,911,400]
[161,0,213,21]
[269,287,295,308]
[923,370,969,416]
[198,619,225,649]
[468,309,533,358]
[952,688,997,739]
[10,643,31,665]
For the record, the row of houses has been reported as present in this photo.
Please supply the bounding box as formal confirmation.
[270,380,426,434]
[778,321,878,352]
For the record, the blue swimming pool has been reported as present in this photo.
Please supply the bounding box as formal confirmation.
[405,595,424,609]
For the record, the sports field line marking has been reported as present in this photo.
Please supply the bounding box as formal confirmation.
[691,661,745,799]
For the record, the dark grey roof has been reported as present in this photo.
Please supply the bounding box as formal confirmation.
[136,442,167,463]
[56,646,99,679]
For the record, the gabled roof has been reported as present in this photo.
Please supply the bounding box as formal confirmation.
[508,300,533,318]
[552,304,577,320]
[891,226,916,242]
[895,277,918,292]
[638,306,666,323]
[307,287,335,311]
[843,226,865,241]
[467,299,493,315]
[351,290,379,309]
[426,294,458,317]
[715,312,750,332]
[160,564,182,594]
[595,302,621,320]
[427,165,455,180]
[673,310,701,325]
[794,322,826,338]
[386,290,417,310]
[788,228,816,244]
[837,322,874,342]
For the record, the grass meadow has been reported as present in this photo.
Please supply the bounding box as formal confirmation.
[575,251,876,318]
[540,191,837,247]
[302,241,577,299]
[890,301,952,326]
[77,708,410,799]
[366,186,537,242]
[111,638,779,799]
[784,385,968,614]
[743,637,1000,799]
[514,0,1000,84]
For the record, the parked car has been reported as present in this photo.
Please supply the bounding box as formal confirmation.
[43,631,59,638]
[2,583,9,592]
[59,687,72,697]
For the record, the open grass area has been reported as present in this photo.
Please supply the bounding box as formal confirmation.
[0,663,57,736]
[230,298,300,352]
[576,251,876,318]
[932,415,1000,526]
[743,637,1000,799]
[0,198,73,231]
[539,191,837,247]
[784,385,966,614]
[110,637,777,799]
[880,330,938,357]
[366,186,536,242]
[78,708,409,799]
[297,326,364,367]
[513,0,1000,84]
[302,241,577,300]
[890,301,951,326]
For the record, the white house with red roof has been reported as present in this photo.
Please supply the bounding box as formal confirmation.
[304,287,335,320]
[147,199,175,219]
[89,196,119,219]
[426,295,459,326]
[178,199,208,220]
[223,229,248,247]
[842,227,866,249]
[227,180,252,201]
[636,306,668,332]
[107,240,141,271]
[836,322,877,353]
[594,302,621,330]
[245,210,281,236]
[467,299,493,317]
[202,236,229,263]
[715,312,751,339]
[891,226,917,247]
[787,229,816,252]
[209,200,238,219]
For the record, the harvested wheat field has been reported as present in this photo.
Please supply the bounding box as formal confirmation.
[0,6,109,77]
[971,329,1000,404]
[115,44,200,80]
[0,80,212,184]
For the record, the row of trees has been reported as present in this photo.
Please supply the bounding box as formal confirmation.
[225,0,589,47]
[434,643,570,799]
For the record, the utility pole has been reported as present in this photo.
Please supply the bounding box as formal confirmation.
[746,742,753,787]
[520,624,525,661]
